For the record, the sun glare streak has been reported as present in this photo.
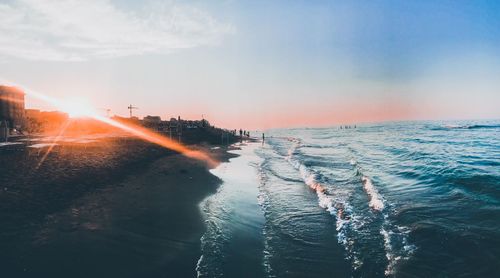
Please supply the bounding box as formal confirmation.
[0,79,218,167]
[59,97,96,118]
[0,78,97,119]
[94,115,218,167]
[36,119,72,169]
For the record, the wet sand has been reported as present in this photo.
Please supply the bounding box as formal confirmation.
[0,137,238,277]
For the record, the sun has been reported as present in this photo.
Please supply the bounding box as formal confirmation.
[57,97,96,118]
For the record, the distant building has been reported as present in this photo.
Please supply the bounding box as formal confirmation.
[143,115,161,125]
[184,119,209,129]
[0,85,25,130]
[142,115,162,131]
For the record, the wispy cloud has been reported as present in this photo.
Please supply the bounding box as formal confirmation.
[0,0,235,61]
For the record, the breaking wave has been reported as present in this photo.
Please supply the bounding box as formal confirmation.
[361,176,385,211]
[283,137,415,275]
[284,138,363,269]
[434,123,500,130]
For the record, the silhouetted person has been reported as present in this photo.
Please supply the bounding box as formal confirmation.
[262,133,265,145]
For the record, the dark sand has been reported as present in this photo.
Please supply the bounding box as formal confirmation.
[0,137,237,277]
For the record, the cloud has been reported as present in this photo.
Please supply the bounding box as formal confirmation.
[0,0,235,61]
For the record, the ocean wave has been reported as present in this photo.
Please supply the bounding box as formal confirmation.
[381,221,416,276]
[357,171,414,274]
[284,138,363,269]
[349,150,416,274]
[256,158,276,277]
[297,163,364,269]
[433,124,500,130]
[361,176,385,211]
[196,186,232,278]
[276,137,417,274]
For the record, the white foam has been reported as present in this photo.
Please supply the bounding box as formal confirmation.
[284,138,416,274]
[285,139,364,269]
[381,222,416,275]
[361,176,385,211]
[381,227,396,275]
[442,123,470,129]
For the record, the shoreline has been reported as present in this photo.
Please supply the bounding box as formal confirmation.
[0,136,243,277]
[197,142,266,277]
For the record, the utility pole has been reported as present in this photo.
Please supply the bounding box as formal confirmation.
[127,105,138,118]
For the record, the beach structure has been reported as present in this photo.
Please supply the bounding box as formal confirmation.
[143,115,162,131]
[0,85,25,132]
[143,115,162,125]
[128,104,138,118]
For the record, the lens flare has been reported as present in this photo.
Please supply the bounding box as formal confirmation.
[36,119,72,168]
[58,97,96,118]
[95,115,218,167]
[1,79,218,167]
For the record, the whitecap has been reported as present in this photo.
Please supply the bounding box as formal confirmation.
[361,176,385,211]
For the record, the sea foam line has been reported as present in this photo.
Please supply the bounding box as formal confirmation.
[358,174,415,276]
[361,176,385,211]
[255,158,275,278]
[284,138,363,269]
[286,137,415,275]
[381,221,416,276]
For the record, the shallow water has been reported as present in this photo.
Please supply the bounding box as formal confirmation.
[197,143,266,277]
[202,120,500,277]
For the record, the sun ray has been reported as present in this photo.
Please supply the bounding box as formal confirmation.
[0,79,218,167]
[94,115,218,167]
[36,119,72,169]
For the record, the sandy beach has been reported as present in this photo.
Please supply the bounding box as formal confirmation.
[0,137,238,277]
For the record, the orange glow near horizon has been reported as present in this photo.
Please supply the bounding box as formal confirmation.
[95,115,218,167]
[37,119,72,168]
[6,82,218,167]
[58,97,96,118]
[215,99,422,130]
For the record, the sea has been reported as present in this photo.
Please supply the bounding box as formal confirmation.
[197,120,500,277]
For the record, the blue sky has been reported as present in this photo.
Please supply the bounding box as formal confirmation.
[1,0,499,128]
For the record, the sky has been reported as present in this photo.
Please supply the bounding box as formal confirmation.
[1,0,499,129]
